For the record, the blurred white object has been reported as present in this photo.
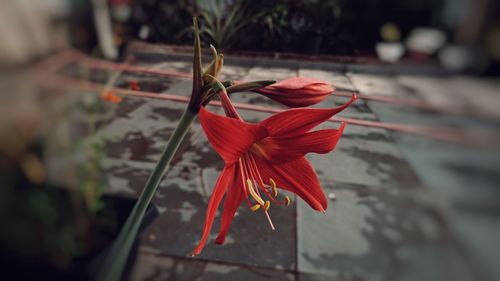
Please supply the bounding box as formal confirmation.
[438,45,469,72]
[0,0,68,65]
[92,0,118,60]
[328,192,336,200]
[111,4,132,23]
[375,42,405,63]
[406,28,446,55]
[138,25,150,40]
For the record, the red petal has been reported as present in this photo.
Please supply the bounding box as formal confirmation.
[192,165,235,256]
[254,156,327,211]
[256,89,329,107]
[199,107,267,165]
[254,123,346,163]
[271,77,331,90]
[260,94,356,136]
[215,164,244,244]
[254,77,334,107]
[303,83,333,95]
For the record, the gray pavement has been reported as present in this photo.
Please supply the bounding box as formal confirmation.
[85,47,499,281]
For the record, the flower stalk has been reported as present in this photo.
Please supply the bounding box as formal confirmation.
[96,109,196,281]
[97,18,204,281]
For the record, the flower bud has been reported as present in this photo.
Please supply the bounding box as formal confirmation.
[253,77,333,107]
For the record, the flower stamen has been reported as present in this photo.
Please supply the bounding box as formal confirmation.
[262,177,292,207]
[238,159,252,208]
[250,204,261,212]
[239,153,293,230]
[269,178,278,197]
[246,179,265,206]
[264,200,271,211]
[264,211,276,230]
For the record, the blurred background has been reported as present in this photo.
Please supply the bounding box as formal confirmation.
[1,1,499,281]
[1,0,500,73]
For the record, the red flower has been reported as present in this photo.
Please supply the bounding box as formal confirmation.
[253,77,334,107]
[191,93,356,256]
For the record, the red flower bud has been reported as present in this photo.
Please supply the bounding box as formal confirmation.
[254,77,334,107]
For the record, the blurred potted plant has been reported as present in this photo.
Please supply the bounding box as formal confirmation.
[375,22,405,63]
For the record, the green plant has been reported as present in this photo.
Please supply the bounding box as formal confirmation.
[0,79,117,268]
[195,0,268,49]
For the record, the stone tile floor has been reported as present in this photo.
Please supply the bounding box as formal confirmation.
[79,47,500,281]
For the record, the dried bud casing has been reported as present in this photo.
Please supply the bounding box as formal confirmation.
[227,80,276,94]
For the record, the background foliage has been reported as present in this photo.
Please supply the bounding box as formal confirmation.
[132,0,445,54]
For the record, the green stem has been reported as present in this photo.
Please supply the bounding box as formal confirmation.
[97,108,197,281]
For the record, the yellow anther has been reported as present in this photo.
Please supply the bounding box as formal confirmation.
[250,204,261,212]
[284,196,291,206]
[264,200,271,211]
[247,179,265,205]
[269,178,276,188]
[269,178,278,197]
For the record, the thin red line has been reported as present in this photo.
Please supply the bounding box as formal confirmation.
[33,49,493,120]
[331,91,456,113]
[74,50,192,79]
[29,49,76,78]
[40,75,500,147]
[30,48,191,79]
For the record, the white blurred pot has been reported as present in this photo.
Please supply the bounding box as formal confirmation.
[375,42,405,63]
[406,28,446,55]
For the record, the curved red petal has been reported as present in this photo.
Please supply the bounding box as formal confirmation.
[199,107,266,165]
[215,164,244,244]
[254,123,346,163]
[191,165,235,256]
[260,94,356,136]
[254,156,327,211]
